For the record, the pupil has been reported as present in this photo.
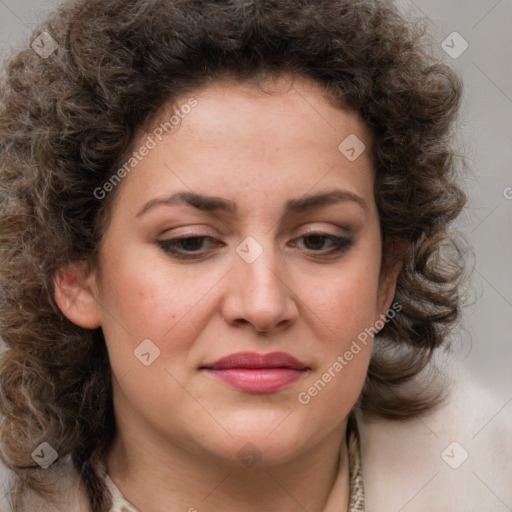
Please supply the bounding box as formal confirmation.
[305,235,324,250]
[183,237,203,250]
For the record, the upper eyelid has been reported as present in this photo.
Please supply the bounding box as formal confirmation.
[159,230,350,242]
[160,222,351,237]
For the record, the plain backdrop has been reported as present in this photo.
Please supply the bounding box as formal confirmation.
[0,1,510,404]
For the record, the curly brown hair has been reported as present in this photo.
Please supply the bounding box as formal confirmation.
[0,0,466,510]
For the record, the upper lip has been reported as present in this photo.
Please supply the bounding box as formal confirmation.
[201,351,308,370]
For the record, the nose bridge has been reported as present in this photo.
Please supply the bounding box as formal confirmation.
[237,234,286,304]
[222,234,296,332]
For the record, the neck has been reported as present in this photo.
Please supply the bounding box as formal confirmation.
[105,410,350,512]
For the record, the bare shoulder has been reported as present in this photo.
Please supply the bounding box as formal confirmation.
[356,368,512,512]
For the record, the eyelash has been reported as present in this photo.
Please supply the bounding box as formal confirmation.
[156,232,353,260]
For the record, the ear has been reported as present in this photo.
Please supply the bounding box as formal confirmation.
[53,261,101,329]
[375,241,407,319]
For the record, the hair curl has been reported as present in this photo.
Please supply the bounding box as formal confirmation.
[0,0,466,510]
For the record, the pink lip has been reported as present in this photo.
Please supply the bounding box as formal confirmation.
[201,351,309,393]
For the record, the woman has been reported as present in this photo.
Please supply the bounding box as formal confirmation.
[0,1,509,511]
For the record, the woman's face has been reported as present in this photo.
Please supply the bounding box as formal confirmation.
[63,75,400,466]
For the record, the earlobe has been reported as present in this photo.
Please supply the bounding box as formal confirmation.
[53,262,101,329]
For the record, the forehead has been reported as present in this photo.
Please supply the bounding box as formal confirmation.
[110,75,375,218]
[149,74,372,150]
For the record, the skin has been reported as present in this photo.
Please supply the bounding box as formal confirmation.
[55,74,401,512]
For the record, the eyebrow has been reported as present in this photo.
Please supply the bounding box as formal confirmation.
[135,189,367,218]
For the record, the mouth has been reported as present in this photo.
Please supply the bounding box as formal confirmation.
[200,351,309,393]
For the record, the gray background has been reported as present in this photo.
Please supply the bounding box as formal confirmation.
[0,0,510,404]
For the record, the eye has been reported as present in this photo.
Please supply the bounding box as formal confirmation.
[156,231,353,260]
[157,235,223,259]
[290,232,353,255]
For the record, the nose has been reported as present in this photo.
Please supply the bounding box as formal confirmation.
[220,240,299,333]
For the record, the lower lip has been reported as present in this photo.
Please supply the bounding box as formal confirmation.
[204,368,306,393]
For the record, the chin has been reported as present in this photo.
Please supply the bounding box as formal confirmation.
[200,414,317,466]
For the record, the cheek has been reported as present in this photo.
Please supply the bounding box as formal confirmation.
[96,251,216,366]
[296,272,378,421]
[307,260,381,341]
[310,278,377,370]
[297,255,380,392]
